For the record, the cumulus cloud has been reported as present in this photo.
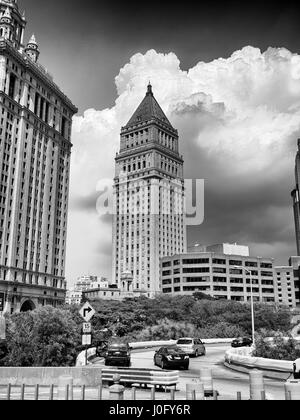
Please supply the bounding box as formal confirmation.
[66,46,300,284]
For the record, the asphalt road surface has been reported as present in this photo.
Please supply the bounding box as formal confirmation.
[97,343,289,400]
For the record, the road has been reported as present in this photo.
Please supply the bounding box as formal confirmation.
[96,343,289,400]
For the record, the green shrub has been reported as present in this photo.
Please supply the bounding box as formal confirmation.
[4,306,82,367]
[254,330,300,361]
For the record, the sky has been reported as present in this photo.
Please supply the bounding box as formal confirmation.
[20,0,300,285]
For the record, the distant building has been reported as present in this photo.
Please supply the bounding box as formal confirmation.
[65,275,109,305]
[0,1,77,313]
[75,275,109,291]
[274,257,300,309]
[83,271,149,301]
[161,246,276,304]
[292,139,300,255]
[188,243,250,257]
[65,288,82,306]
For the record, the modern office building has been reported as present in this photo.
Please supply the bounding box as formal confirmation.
[0,1,77,313]
[274,257,300,308]
[161,245,276,304]
[112,84,186,295]
[291,139,300,255]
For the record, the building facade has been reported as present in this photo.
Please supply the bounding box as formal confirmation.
[65,288,82,306]
[161,249,276,304]
[0,1,77,313]
[292,139,300,256]
[274,257,300,309]
[112,84,186,295]
[83,271,148,301]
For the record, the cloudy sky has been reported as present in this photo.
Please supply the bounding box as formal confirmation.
[22,0,300,284]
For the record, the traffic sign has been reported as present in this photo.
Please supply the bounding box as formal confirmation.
[82,322,92,334]
[82,334,92,346]
[0,293,4,312]
[79,302,96,322]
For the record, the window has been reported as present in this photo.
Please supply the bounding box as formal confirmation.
[8,73,16,99]
[212,259,226,265]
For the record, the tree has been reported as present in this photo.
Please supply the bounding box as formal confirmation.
[4,306,82,367]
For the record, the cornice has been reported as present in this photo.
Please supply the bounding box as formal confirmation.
[116,141,184,163]
[0,40,78,114]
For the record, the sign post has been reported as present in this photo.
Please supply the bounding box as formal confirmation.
[79,303,96,365]
[0,315,5,340]
[0,293,5,313]
[0,293,6,340]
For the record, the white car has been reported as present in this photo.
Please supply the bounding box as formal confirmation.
[176,338,206,357]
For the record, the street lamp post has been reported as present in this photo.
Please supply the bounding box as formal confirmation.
[234,266,255,347]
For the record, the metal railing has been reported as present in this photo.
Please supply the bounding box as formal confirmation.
[0,370,299,400]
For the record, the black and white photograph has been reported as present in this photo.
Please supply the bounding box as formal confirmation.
[0,0,300,407]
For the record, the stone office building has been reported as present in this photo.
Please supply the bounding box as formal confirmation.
[0,1,77,313]
[112,84,186,295]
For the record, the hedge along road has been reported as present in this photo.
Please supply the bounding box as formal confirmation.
[94,343,290,400]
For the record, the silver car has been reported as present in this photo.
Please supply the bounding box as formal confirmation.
[176,338,206,357]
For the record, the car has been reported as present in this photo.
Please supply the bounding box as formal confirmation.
[104,343,131,367]
[231,337,253,348]
[154,346,189,370]
[176,338,206,357]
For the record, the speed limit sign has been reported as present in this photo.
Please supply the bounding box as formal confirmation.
[82,323,92,334]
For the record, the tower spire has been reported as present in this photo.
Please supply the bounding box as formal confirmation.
[147,82,153,96]
[25,33,40,63]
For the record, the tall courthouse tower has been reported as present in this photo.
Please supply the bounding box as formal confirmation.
[0,1,77,313]
[112,84,186,296]
[292,139,300,256]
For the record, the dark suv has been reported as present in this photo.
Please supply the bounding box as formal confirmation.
[231,337,253,348]
[104,343,131,367]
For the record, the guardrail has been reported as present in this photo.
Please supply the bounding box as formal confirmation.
[102,367,179,389]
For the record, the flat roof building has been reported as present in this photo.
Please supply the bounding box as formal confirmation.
[161,250,276,304]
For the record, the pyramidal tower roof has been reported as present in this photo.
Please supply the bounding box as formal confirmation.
[125,83,174,130]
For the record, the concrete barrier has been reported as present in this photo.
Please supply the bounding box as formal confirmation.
[0,366,102,386]
[130,338,233,349]
[76,347,96,366]
[224,347,294,380]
